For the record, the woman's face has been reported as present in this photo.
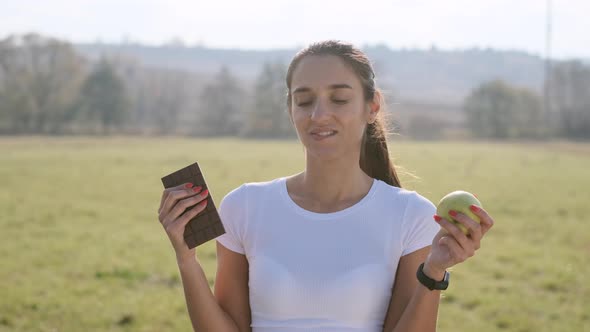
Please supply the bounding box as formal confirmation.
[288,55,376,161]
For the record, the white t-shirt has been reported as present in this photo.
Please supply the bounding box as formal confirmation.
[216,176,440,332]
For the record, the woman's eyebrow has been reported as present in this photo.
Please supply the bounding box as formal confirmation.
[293,84,353,94]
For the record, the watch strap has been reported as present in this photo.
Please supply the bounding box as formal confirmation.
[416,262,450,291]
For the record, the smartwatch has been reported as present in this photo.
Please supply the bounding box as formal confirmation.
[416,262,450,291]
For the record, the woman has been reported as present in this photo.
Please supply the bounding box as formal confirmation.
[158,40,495,332]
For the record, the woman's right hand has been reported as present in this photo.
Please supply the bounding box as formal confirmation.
[158,183,209,262]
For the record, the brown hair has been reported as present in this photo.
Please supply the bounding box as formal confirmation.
[285,40,402,188]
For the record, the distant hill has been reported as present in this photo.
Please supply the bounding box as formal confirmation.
[74,42,546,104]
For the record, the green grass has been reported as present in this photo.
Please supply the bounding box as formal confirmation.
[0,136,588,332]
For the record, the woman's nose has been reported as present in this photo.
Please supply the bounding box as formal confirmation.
[310,100,331,120]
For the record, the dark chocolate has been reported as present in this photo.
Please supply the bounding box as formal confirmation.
[161,162,225,249]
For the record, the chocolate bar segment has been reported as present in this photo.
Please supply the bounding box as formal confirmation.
[161,162,225,249]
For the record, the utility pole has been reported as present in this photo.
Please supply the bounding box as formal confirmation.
[544,0,553,135]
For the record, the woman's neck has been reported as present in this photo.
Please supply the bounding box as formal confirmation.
[287,155,374,211]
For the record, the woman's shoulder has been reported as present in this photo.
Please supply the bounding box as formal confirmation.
[242,177,283,190]
[377,179,436,210]
[222,177,284,200]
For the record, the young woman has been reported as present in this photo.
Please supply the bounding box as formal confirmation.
[158,40,495,332]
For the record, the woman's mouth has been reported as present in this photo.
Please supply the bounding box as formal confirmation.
[311,130,337,140]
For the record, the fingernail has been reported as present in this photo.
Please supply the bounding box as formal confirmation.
[202,189,209,196]
[433,215,442,222]
[449,210,458,217]
[470,205,480,212]
[200,199,208,206]
[185,183,194,189]
[192,186,203,193]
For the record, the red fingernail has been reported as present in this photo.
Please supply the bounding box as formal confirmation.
[433,215,442,222]
[449,210,458,217]
[185,183,194,189]
[470,205,480,212]
[192,186,203,193]
[200,199,208,206]
[202,189,209,196]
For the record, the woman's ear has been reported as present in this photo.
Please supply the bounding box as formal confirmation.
[366,92,381,124]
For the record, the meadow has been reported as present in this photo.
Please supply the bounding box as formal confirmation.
[0,136,588,332]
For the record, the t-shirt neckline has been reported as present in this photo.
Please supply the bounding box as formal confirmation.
[278,176,381,220]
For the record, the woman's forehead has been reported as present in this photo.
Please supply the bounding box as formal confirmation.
[291,55,361,92]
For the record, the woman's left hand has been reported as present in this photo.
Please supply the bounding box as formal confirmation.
[425,205,495,276]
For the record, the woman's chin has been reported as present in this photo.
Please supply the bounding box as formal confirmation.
[305,146,344,161]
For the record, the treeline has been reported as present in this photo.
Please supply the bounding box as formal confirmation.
[464,61,590,139]
[0,33,294,138]
[1,33,589,139]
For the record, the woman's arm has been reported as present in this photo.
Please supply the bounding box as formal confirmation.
[176,253,244,332]
[176,242,251,332]
[214,241,252,332]
[383,206,495,332]
[382,247,441,332]
[158,183,243,331]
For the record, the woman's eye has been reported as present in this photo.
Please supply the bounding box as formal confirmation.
[296,99,348,107]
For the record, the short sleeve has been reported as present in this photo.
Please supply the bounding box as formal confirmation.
[215,184,248,255]
[401,192,441,256]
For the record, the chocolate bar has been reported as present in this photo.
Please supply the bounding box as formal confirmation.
[160,162,225,248]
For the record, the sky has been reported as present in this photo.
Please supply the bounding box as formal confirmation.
[1,0,588,59]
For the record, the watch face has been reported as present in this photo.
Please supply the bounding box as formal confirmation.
[437,271,450,290]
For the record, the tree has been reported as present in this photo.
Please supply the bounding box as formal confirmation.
[196,66,245,136]
[513,87,543,138]
[464,80,543,139]
[115,61,195,135]
[148,69,189,135]
[548,61,590,139]
[0,33,86,134]
[242,61,292,138]
[80,58,128,135]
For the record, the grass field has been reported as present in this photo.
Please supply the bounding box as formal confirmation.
[0,136,588,332]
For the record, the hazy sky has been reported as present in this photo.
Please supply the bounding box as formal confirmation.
[1,0,587,58]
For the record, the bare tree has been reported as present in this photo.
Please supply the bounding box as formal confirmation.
[196,66,245,136]
[242,61,291,138]
[464,80,543,139]
[0,33,86,134]
[79,58,129,135]
[548,61,590,139]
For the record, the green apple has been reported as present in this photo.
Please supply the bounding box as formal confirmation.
[436,191,483,235]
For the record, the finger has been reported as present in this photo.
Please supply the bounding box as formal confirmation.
[160,184,203,219]
[432,228,446,244]
[158,190,168,214]
[175,199,208,229]
[439,236,468,264]
[166,188,210,226]
[434,215,474,254]
[469,205,495,235]
[449,210,483,244]
[164,199,208,242]
[159,182,194,214]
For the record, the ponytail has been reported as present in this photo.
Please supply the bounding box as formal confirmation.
[360,118,402,188]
